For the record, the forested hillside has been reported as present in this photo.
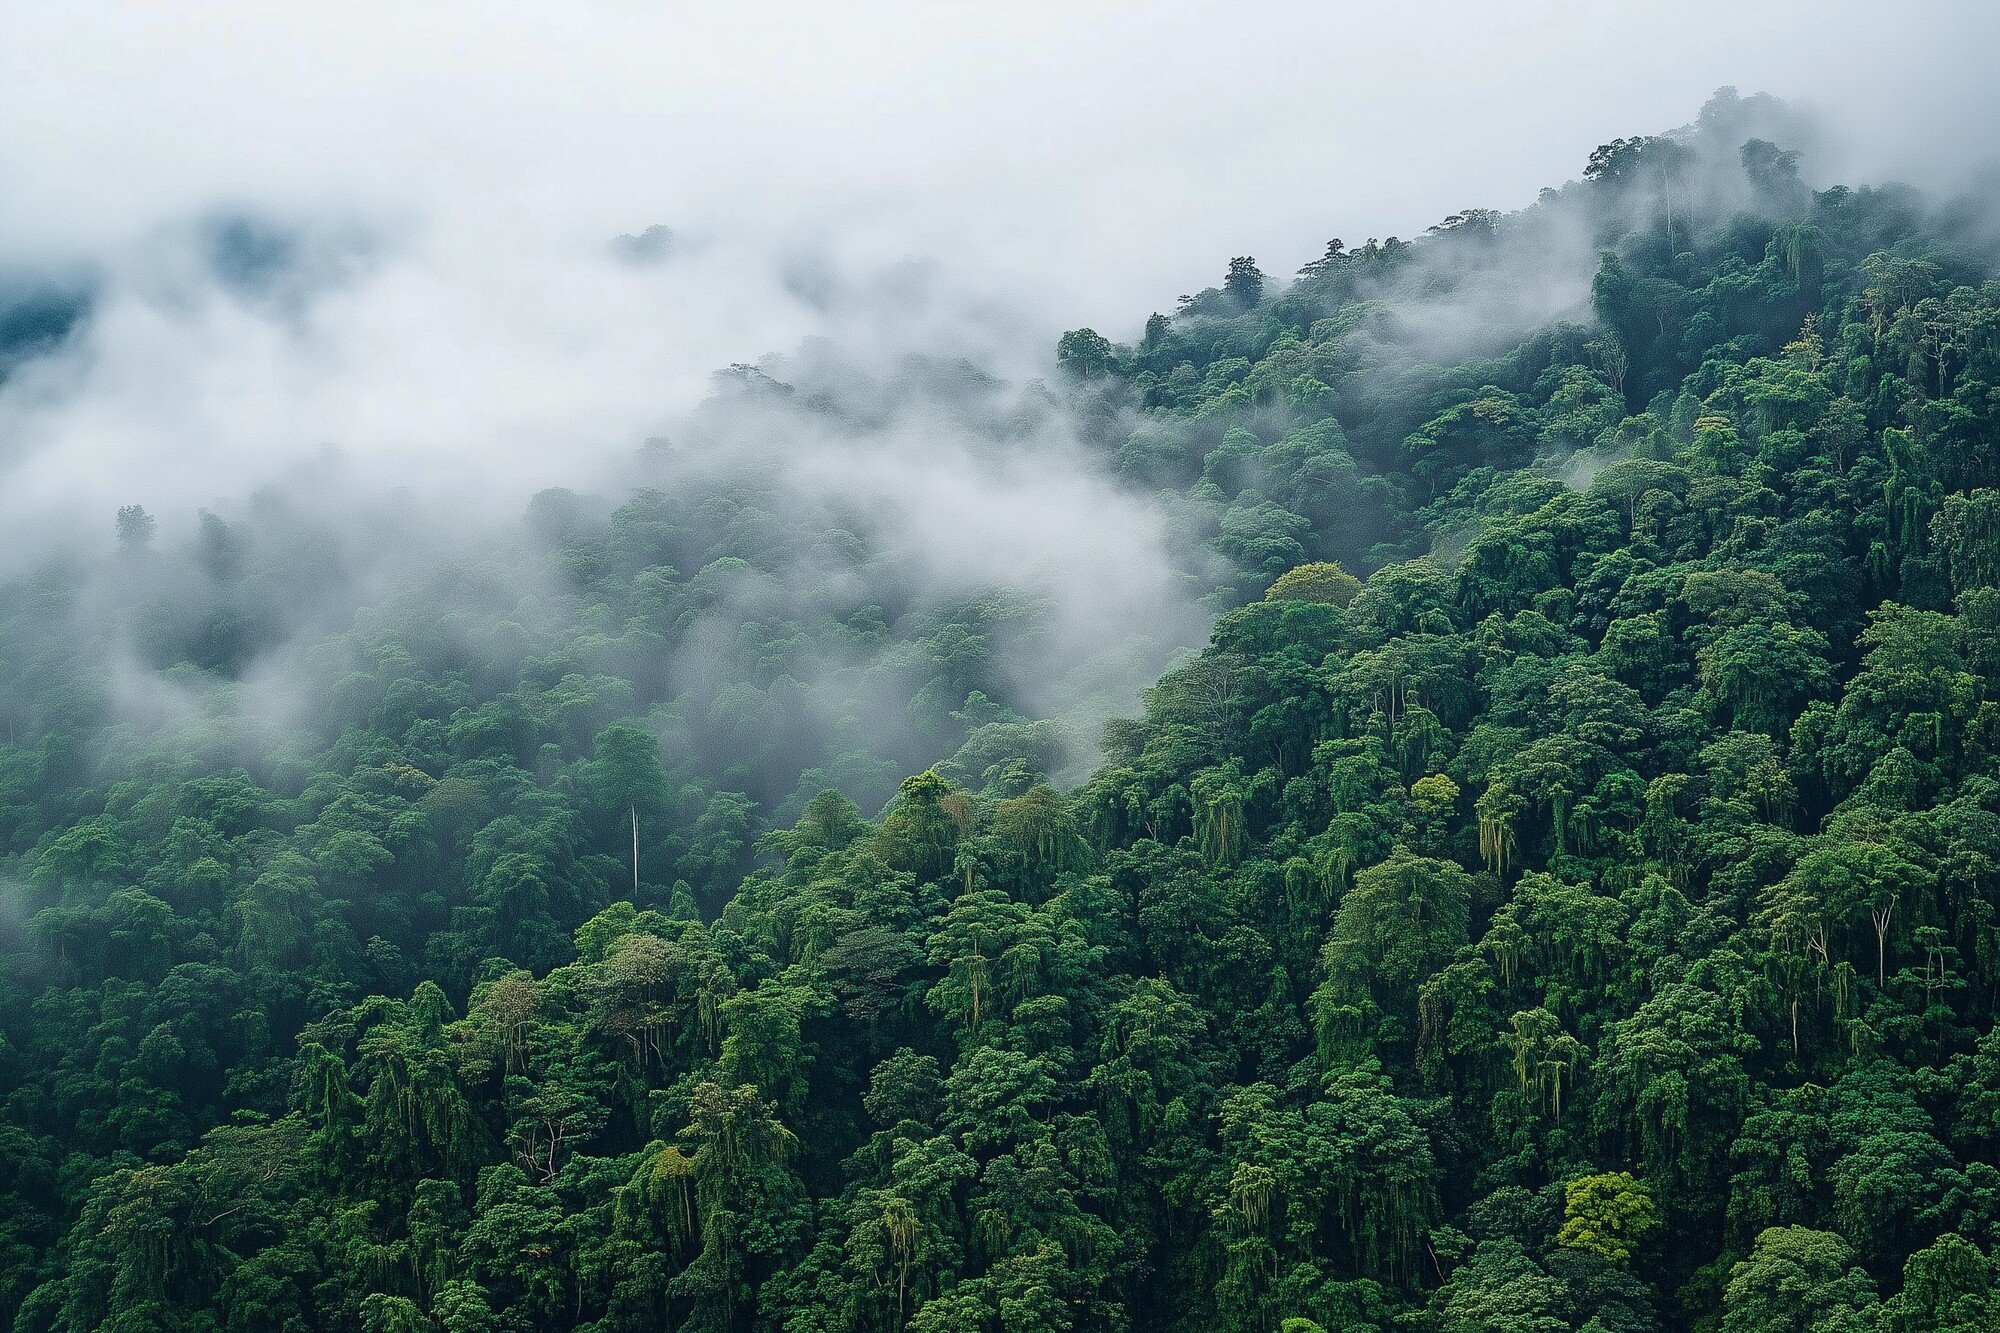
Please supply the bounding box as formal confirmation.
[7,88,2000,1330]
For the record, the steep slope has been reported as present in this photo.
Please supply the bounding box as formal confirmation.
[7,89,2000,1331]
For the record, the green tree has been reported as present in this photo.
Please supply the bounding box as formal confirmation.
[1720,1227,1876,1333]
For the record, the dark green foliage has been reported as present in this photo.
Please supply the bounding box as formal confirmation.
[8,90,2000,1330]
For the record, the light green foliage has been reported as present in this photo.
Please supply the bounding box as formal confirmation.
[1266,561,1363,607]
[1556,1172,1659,1264]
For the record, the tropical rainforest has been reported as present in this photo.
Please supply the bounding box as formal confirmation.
[6,87,2000,1331]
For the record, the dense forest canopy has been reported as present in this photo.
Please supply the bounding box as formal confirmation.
[7,87,2000,1330]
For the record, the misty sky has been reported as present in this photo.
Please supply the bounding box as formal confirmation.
[5,2,1997,330]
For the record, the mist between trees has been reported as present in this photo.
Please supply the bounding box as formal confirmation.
[6,86,2000,1331]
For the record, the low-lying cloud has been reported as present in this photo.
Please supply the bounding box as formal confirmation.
[0,3,1995,813]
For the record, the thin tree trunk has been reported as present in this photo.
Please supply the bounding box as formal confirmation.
[1872,900,1895,988]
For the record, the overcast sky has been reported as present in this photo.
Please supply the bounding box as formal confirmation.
[5,2,1997,332]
